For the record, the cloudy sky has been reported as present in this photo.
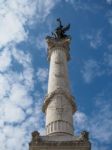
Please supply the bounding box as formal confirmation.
[0,0,112,150]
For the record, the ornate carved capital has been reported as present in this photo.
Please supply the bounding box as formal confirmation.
[46,36,71,61]
[42,88,77,113]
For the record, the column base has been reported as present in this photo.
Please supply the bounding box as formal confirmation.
[29,131,91,150]
[46,120,73,135]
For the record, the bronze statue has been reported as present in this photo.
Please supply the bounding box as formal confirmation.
[51,18,70,39]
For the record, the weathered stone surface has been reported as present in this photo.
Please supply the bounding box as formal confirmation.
[43,37,77,136]
[29,131,91,150]
[29,22,91,150]
[29,141,91,150]
[46,37,71,61]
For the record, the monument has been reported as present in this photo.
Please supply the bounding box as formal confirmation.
[29,18,91,150]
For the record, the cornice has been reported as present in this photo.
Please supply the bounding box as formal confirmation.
[29,130,91,148]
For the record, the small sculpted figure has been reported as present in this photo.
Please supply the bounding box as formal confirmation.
[51,18,70,39]
[32,131,41,143]
[81,131,89,141]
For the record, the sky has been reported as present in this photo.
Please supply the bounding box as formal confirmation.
[0,0,112,150]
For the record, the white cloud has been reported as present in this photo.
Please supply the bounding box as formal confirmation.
[74,111,88,133]
[0,9,27,47]
[0,66,43,150]
[91,99,112,144]
[81,59,104,83]
[106,0,112,5]
[0,0,64,149]
[0,48,12,72]
[65,0,103,12]
[81,45,112,82]
[106,10,112,25]
[10,83,33,109]
[73,95,112,149]
[36,0,60,21]
[12,48,32,68]
[104,46,112,75]
[0,0,61,149]
[0,0,60,48]
[2,126,28,150]
[36,67,48,93]
[104,51,112,67]
[74,111,87,124]
[0,74,11,99]
[37,68,48,83]
[81,30,103,49]
[3,102,25,123]
[36,33,47,50]
[90,32,102,49]
[0,47,37,150]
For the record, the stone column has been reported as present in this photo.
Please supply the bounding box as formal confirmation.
[29,19,91,150]
[47,38,70,93]
[42,37,76,136]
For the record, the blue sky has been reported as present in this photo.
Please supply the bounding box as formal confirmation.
[0,0,112,150]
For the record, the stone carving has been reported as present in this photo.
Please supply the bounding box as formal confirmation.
[81,131,89,141]
[47,18,70,39]
[55,60,63,64]
[30,139,91,148]
[46,120,73,135]
[42,88,76,113]
[46,37,71,61]
[31,131,41,144]
[55,73,64,78]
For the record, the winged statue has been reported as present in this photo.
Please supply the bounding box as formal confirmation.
[51,18,70,39]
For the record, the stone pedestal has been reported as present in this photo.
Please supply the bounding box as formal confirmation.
[29,131,91,150]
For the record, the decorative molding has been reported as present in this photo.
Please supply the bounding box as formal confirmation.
[42,88,77,113]
[46,120,73,135]
[29,131,91,148]
[46,37,71,61]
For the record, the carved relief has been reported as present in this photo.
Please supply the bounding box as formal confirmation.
[31,131,41,144]
[55,73,64,78]
[80,131,89,141]
[46,37,71,61]
[55,60,63,64]
[42,88,77,113]
[46,120,73,135]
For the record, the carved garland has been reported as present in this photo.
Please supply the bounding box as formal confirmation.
[42,88,77,113]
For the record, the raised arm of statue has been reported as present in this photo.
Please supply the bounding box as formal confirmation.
[47,18,70,39]
[57,18,63,28]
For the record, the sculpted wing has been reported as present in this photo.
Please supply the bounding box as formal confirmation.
[62,24,70,33]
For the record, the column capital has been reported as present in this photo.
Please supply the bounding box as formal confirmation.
[46,36,71,61]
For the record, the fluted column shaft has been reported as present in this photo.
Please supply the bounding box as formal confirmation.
[43,37,76,136]
[48,47,70,93]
